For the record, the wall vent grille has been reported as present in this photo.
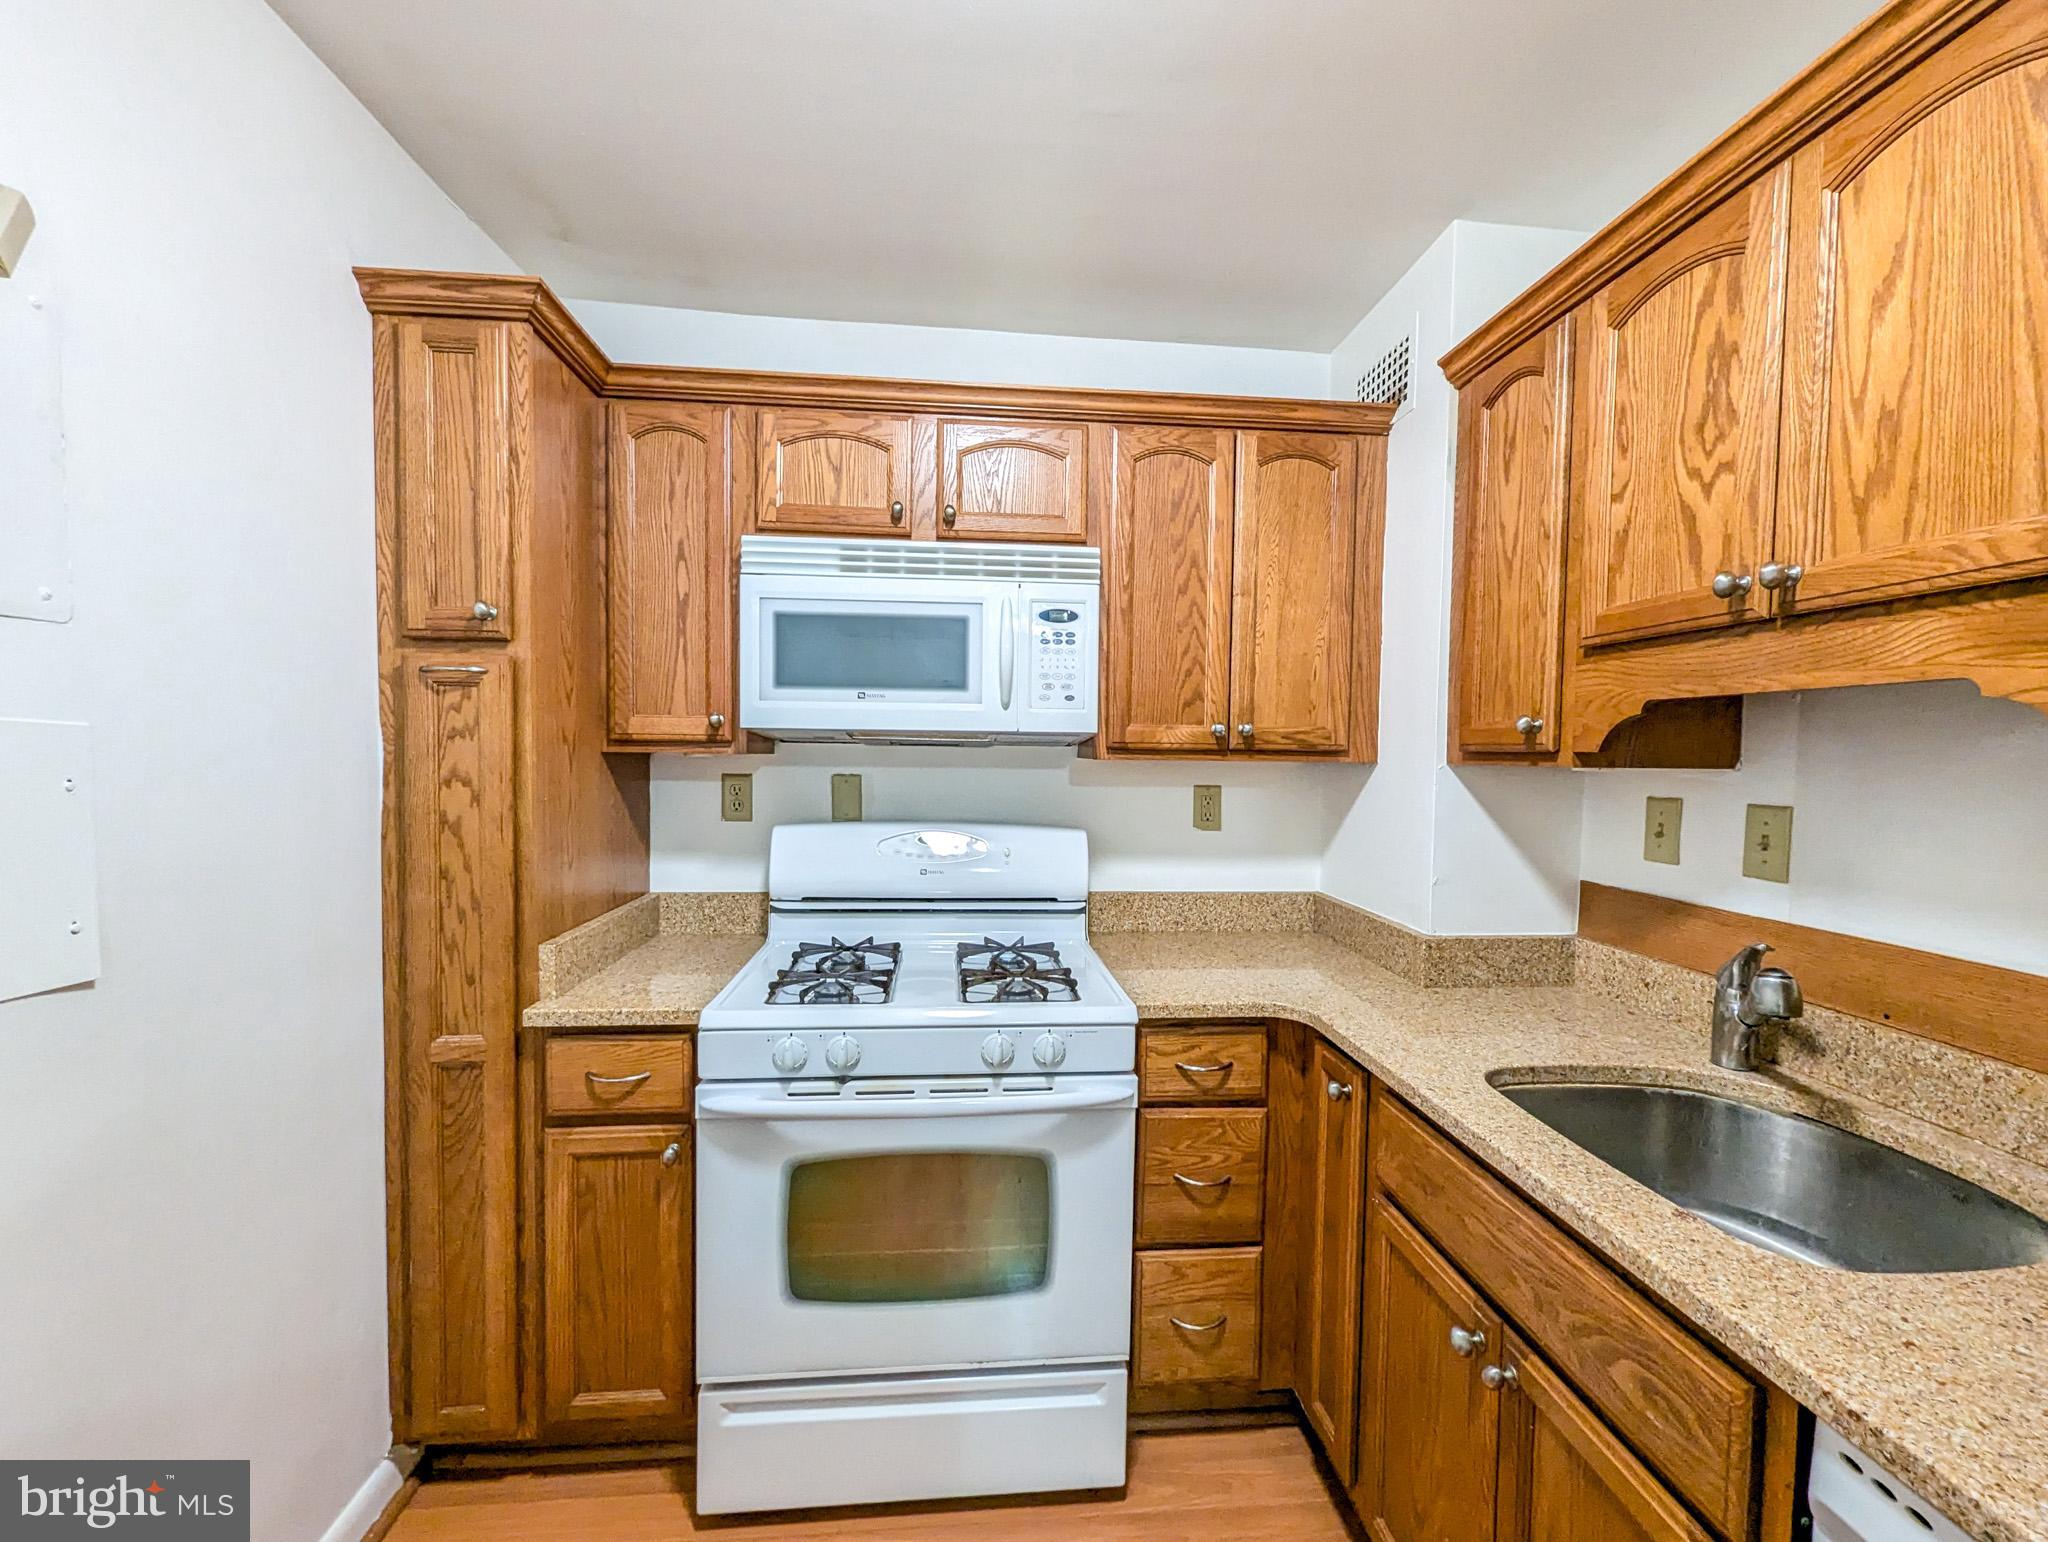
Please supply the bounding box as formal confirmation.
[1357,317,1418,423]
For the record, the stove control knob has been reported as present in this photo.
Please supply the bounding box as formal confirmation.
[1032,1032,1068,1069]
[771,1034,809,1074]
[825,1033,863,1074]
[980,1033,1016,1071]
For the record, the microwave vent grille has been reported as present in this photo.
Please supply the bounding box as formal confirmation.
[741,535,1099,583]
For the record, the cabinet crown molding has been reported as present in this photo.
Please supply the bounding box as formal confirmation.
[355,267,1394,435]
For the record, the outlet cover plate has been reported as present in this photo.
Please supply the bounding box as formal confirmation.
[1193,784,1222,832]
[831,773,863,822]
[720,772,752,822]
[1743,803,1794,883]
[1643,797,1682,865]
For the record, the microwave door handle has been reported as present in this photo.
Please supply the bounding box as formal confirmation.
[696,1084,1137,1120]
[998,593,1015,712]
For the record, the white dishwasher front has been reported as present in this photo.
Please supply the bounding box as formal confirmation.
[1808,1422,1971,1542]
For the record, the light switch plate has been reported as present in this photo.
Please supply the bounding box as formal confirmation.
[1743,803,1794,883]
[831,773,862,822]
[1193,784,1222,832]
[1643,797,1682,865]
[720,772,752,822]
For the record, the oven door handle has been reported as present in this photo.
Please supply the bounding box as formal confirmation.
[697,1084,1137,1121]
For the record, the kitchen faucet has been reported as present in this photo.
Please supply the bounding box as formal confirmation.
[1711,943,1804,1071]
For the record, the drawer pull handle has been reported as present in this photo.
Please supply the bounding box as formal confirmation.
[1172,1172,1234,1191]
[1449,1326,1485,1358]
[1170,1315,1228,1335]
[1174,1060,1234,1076]
[586,1070,653,1090]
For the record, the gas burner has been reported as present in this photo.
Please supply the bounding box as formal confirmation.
[766,937,901,1005]
[958,937,1080,1004]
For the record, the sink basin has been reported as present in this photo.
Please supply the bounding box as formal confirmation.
[1498,1081,2048,1273]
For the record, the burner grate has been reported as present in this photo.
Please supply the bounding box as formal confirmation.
[767,937,901,1005]
[957,937,1080,1004]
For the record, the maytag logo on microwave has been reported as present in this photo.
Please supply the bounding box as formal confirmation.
[1,1462,248,1539]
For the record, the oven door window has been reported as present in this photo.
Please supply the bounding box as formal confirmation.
[772,610,972,694]
[785,1151,1051,1303]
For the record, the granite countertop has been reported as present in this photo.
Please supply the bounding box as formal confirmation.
[526,917,2048,1542]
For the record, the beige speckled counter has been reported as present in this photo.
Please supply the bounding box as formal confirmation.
[526,909,2048,1540]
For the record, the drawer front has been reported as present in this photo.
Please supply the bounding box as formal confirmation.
[1138,1109,1266,1245]
[1134,1247,1261,1388]
[1141,1027,1268,1103]
[1371,1088,1759,1539]
[545,1036,692,1118]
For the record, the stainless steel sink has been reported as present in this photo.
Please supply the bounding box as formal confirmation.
[1498,1081,2048,1273]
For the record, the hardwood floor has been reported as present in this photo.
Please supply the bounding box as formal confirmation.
[388,1427,1359,1540]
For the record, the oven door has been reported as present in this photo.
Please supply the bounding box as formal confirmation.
[739,575,1018,736]
[695,1076,1136,1382]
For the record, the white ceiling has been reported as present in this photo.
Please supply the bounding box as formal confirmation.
[269,0,1875,351]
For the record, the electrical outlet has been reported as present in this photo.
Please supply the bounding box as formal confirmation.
[720,772,752,822]
[1192,784,1222,832]
[1643,797,1683,865]
[1743,803,1794,883]
[831,773,863,823]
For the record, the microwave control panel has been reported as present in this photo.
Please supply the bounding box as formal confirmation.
[1025,598,1096,716]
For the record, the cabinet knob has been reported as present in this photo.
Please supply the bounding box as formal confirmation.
[1211,723,1227,740]
[708,712,726,732]
[943,503,958,527]
[1327,1080,1353,1100]
[1515,715,1544,736]
[1759,562,1804,591]
[890,500,905,524]
[1238,723,1255,740]
[661,1142,682,1168]
[1481,1363,1519,1391]
[1711,571,1754,600]
[471,599,499,622]
[1449,1326,1486,1358]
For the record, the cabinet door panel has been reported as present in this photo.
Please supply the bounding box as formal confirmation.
[398,658,518,1438]
[1356,1195,1502,1542]
[396,320,513,639]
[1103,425,1235,751]
[1452,322,1570,754]
[543,1126,691,1433]
[1297,1043,1366,1476]
[1579,170,1790,643]
[756,408,913,536]
[1498,1330,1711,1542]
[607,402,735,744]
[1778,10,2048,612]
[939,420,1088,541]
[1231,431,1357,753]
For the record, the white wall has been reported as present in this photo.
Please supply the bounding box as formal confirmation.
[0,4,511,1539]
[1581,684,2048,975]
[1321,222,1588,934]
[570,297,1332,398]
[591,293,1351,892]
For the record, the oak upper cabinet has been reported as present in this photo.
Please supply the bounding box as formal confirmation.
[396,657,519,1439]
[1451,321,1572,755]
[1775,2,2048,615]
[937,419,1090,541]
[755,407,914,536]
[607,402,736,746]
[1497,1329,1712,1542]
[394,318,514,639]
[542,1126,692,1435]
[1578,166,1791,645]
[1355,1195,1504,1542]
[1295,1041,1366,1476]
[1102,425,1237,752]
[1232,431,1359,753]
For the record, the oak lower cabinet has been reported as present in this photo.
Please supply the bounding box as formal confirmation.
[541,1125,692,1435]
[1294,1040,1367,1477]
[1100,425,1384,759]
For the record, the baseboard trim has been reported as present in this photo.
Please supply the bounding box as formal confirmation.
[319,1458,409,1542]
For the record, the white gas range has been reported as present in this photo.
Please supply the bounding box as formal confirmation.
[693,821,1138,1517]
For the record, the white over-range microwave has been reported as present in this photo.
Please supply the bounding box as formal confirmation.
[738,536,1100,744]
